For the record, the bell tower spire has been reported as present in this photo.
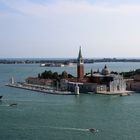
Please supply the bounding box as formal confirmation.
[78,46,84,64]
[77,46,84,81]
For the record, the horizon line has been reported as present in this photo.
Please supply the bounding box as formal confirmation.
[1,57,140,60]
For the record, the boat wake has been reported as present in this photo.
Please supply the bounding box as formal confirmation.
[1,124,98,133]
[0,105,10,107]
[48,126,89,132]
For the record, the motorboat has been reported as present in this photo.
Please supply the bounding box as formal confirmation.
[9,103,17,106]
[89,128,98,133]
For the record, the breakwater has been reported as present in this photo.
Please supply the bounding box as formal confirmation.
[6,83,75,95]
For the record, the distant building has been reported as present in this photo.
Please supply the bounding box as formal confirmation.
[126,75,140,91]
[60,47,127,94]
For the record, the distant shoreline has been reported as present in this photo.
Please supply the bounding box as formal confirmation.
[1,58,140,64]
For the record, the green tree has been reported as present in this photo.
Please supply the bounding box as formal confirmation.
[53,72,59,80]
[39,70,74,80]
[68,74,74,78]
[47,70,53,78]
[61,71,68,79]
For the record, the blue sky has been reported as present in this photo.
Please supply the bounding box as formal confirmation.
[0,0,140,58]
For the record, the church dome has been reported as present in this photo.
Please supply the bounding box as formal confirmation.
[102,65,110,75]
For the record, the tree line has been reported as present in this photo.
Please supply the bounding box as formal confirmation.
[38,70,75,80]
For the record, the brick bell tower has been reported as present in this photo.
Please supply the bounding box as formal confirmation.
[77,46,84,81]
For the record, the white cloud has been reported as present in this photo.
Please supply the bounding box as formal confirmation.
[2,0,140,17]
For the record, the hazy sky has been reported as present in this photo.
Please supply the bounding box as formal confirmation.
[0,0,140,58]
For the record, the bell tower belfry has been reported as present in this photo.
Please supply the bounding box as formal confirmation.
[77,46,84,81]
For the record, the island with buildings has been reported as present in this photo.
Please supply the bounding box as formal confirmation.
[7,47,140,95]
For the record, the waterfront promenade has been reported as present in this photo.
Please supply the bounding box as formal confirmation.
[6,82,134,96]
[6,83,75,95]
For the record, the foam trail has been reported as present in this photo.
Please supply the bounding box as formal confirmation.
[0,124,96,133]
[48,126,89,132]
[0,105,10,107]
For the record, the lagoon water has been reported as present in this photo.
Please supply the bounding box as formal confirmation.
[1,62,140,140]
